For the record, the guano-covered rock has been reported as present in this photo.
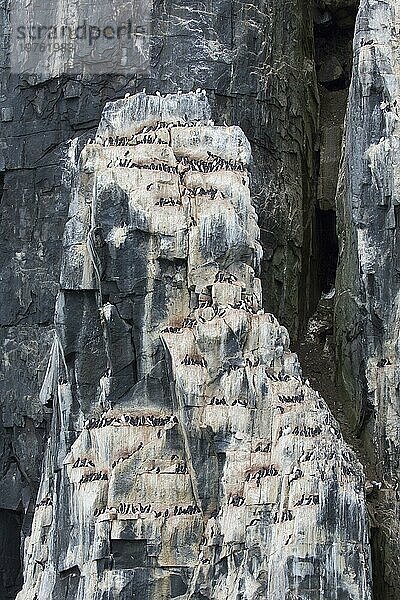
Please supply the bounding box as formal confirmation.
[16,92,372,600]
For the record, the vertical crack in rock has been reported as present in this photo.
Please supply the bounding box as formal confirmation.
[335,1,400,597]
[16,92,372,600]
[295,1,362,477]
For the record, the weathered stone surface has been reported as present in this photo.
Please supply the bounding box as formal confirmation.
[335,1,400,597]
[2,1,400,598]
[0,4,320,593]
[15,92,372,600]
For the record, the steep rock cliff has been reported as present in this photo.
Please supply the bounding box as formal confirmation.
[4,1,400,598]
[0,5,319,593]
[15,92,372,600]
[335,1,400,597]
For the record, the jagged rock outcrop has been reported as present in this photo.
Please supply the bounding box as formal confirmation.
[335,1,400,597]
[16,92,372,600]
[0,6,320,592]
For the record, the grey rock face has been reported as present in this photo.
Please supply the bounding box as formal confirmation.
[335,1,400,597]
[16,92,372,600]
[0,4,320,593]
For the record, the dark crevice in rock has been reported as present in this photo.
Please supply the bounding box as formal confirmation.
[297,11,398,597]
[296,1,357,410]
[298,2,357,340]
[316,208,338,293]
[370,526,388,600]
[297,0,375,478]
[320,76,349,92]
[0,509,23,599]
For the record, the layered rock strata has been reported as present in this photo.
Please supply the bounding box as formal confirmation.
[0,5,320,592]
[335,1,400,597]
[16,92,372,600]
